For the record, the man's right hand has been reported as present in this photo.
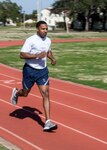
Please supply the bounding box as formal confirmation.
[36,51,47,59]
[20,51,47,59]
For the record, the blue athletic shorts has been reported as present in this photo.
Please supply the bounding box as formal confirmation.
[22,63,49,89]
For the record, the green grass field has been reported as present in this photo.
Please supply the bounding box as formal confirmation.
[0,144,8,150]
[0,40,107,90]
[0,26,107,41]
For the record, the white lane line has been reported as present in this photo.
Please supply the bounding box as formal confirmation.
[50,87,107,105]
[30,93,107,121]
[0,127,43,150]
[0,73,20,80]
[51,77,107,93]
[54,120,107,145]
[0,98,107,145]
[0,83,107,121]
[0,79,21,84]
[0,73,107,105]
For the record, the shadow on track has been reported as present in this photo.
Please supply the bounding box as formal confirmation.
[9,106,44,127]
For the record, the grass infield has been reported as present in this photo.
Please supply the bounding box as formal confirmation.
[0,40,107,90]
[0,144,8,150]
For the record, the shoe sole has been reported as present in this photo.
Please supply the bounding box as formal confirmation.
[43,125,58,132]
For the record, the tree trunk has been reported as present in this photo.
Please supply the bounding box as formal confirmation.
[85,10,90,31]
[85,17,89,31]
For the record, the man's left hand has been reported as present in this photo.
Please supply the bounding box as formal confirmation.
[51,59,56,65]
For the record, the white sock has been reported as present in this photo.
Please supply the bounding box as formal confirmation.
[45,119,50,124]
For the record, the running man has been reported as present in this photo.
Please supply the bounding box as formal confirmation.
[11,21,58,131]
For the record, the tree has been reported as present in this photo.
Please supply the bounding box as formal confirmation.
[51,0,70,30]
[25,10,37,21]
[52,0,107,31]
[0,0,22,26]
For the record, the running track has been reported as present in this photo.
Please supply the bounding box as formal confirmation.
[0,37,107,48]
[0,39,107,150]
[0,63,107,150]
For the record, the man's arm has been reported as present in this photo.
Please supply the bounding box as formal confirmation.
[47,51,56,65]
[20,51,47,59]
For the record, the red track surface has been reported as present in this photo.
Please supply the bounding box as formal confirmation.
[0,39,107,149]
[0,63,107,150]
[0,37,107,48]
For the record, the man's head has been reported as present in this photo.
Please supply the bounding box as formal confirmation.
[36,21,48,38]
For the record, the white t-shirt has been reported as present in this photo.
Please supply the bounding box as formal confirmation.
[21,34,51,69]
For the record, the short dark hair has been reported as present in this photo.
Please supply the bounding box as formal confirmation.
[36,21,47,28]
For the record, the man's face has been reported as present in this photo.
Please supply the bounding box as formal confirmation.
[37,24,48,38]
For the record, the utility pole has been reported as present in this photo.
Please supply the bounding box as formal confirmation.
[23,11,25,29]
[37,0,42,21]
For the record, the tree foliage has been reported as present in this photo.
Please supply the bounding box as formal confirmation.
[0,0,22,26]
[52,0,107,17]
[52,0,107,30]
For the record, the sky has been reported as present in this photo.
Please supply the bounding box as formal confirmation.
[0,0,55,14]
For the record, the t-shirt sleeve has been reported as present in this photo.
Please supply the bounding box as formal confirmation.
[48,39,51,51]
[21,38,31,52]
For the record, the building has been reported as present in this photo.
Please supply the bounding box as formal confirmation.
[40,7,70,30]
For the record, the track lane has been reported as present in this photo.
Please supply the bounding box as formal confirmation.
[0,64,107,149]
[0,73,107,120]
[50,78,107,104]
[0,71,107,139]
[1,63,107,104]
[0,83,107,147]
[0,97,107,150]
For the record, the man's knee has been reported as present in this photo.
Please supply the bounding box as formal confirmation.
[42,90,49,98]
